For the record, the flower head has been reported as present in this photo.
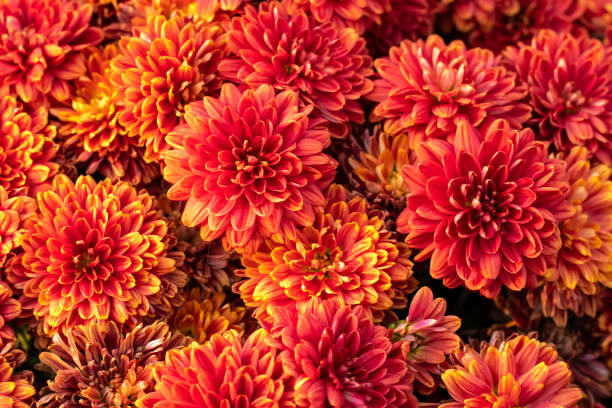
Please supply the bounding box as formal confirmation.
[441,333,584,408]
[236,184,416,324]
[218,1,373,138]
[139,329,294,408]
[110,13,226,162]
[0,0,103,106]
[397,119,571,297]
[368,35,531,147]
[163,83,337,250]
[8,175,188,336]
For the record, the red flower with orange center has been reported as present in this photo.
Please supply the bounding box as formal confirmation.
[368,35,531,148]
[236,184,416,324]
[163,83,337,250]
[110,14,226,162]
[0,0,103,106]
[7,175,188,336]
[218,1,373,138]
[397,119,572,297]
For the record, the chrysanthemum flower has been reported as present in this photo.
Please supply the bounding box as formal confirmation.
[37,321,187,408]
[7,175,188,336]
[0,95,59,196]
[0,282,20,346]
[368,35,531,147]
[505,30,612,164]
[528,147,612,326]
[236,184,416,324]
[139,329,294,408]
[110,13,226,162]
[52,45,158,185]
[218,1,373,138]
[269,299,416,408]
[0,0,103,106]
[393,287,461,394]
[0,186,35,267]
[441,334,584,408]
[0,353,34,408]
[397,119,571,297]
[170,288,245,343]
[163,83,337,250]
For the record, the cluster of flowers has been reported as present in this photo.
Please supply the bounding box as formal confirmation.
[0,0,612,406]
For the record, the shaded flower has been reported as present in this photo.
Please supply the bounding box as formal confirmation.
[0,186,35,267]
[163,83,337,250]
[110,13,226,162]
[51,45,158,185]
[393,287,461,394]
[368,35,530,148]
[397,119,571,297]
[7,175,188,336]
[598,291,612,369]
[0,352,34,408]
[0,282,21,346]
[0,0,103,106]
[37,321,187,408]
[236,184,416,325]
[441,333,584,408]
[218,1,373,138]
[0,95,59,196]
[269,299,416,408]
[139,329,294,408]
[505,30,612,164]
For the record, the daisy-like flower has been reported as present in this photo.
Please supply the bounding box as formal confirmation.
[0,0,103,106]
[393,287,461,394]
[170,288,245,343]
[528,147,612,326]
[139,329,294,408]
[236,184,416,325]
[163,83,337,250]
[368,35,531,148]
[0,282,21,345]
[505,30,612,164]
[397,119,571,297]
[37,321,187,408]
[0,95,59,196]
[218,1,373,138]
[7,175,188,336]
[52,45,158,185]
[0,186,35,267]
[269,299,416,408]
[441,333,584,408]
[0,353,34,408]
[110,13,226,162]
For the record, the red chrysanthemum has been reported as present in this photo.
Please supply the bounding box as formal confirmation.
[269,299,417,408]
[218,1,373,138]
[110,13,226,162]
[0,186,35,267]
[0,95,59,197]
[7,175,188,336]
[236,184,416,324]
[505,30,612,164]
[139,329,295,408]
[368,35,531,148]
[0,0,103,106]
[163,83,337,250]
[397,119,572,297]
[441,334,584,408]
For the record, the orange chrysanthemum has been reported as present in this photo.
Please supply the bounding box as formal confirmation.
[139,329,294,408]
[0,95,59,197]
[163,83,337,250]
[269,299,417,408]
[110,14,226,162]
[170,288,245,343]
[0,353,34,408]
[7,175,188,336]
[51,45,158,185]
[441,334,584,408]
[0,0,103,106]
[0,282,20,346]
[529,147,612,326]
[218,1,373,138]
[394,287,461,394]
[236,184,416,324]
[368,35,531,148]
[506,30,612,164]
[0,186,35,267]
